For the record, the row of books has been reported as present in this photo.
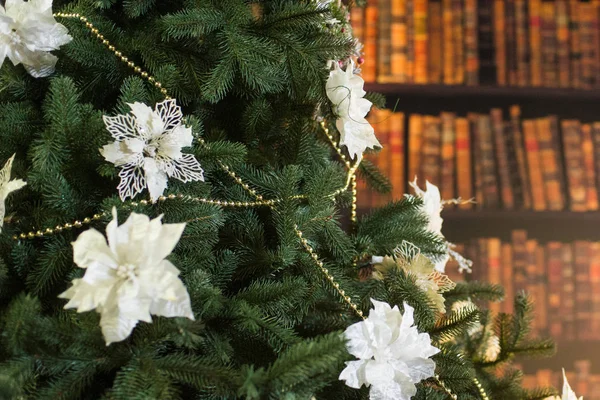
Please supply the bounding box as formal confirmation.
[358,105,600,211]
[352,0,600,89]
[447,231,600,341]
[519,361,600,399]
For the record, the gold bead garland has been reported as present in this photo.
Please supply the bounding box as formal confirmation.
[473,377,489,400]
[433,375,458,400]
[54,13,171,100]
[294,224,365,320]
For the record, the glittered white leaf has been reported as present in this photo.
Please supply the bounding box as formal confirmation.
[103,114,140,142]
[117,163,146,201]
[155,98,184,132]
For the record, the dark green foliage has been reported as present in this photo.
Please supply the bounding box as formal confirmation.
[0,0,556,399]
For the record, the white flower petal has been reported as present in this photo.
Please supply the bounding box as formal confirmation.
[103,114,139,141]
[146,261,194,320]
[155,98,184,132]
[562,369,582,400]
[0,154,26,229]
[100,309,139,346]
[339,360,368,389]
[144,157,169,202]
[72,228,117,270]
[169,153,204,183]
[117,163,146,201]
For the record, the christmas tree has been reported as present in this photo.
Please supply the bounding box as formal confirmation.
[0,0,558,399]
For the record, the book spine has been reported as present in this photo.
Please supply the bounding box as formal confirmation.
[594,0,600,88]
[510,106,532,209]
[376,109,391,207]
[427,1,443,83]
[452,0,464,84]
[536,117,565,210]
[546,242,563,338]
[414,0,428,84]
[488,238,502,314]
[581,123,599,210]
[506,0,518,85]
[440,112,456,204]
[455,117,473,209]
[377,0,392,83]
[420,116,442,185]
[469,113,484,207]
[593,122,600,201]
[561,243,576,341]
[522,119,547,210]
[501,242,514,314]
[391,0,408,83]
[478,115,499,208]
[363,0,379,83]
[406,0,415,82]
[389,112,405,200]
[443,0,454,84]
[494,0,507,85]
[491,108,515,209]
[408,114,423,183]
[512,229,529,293]
[529,0,543,86]
[574,241,592,340]
[562,119,588,211]
[549,116,568,209]
[535,244,548,335]
[569,0,582,88]
[579,2,595,89]
[590,242,600,339]
[525,239,539,335]
[350,6,365,45]
[464,0,478,85]
[515,0,529,86]
[541,1,558,87]
[556,0,571,88]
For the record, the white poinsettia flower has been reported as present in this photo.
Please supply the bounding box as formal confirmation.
[339,299,440,400]
[546,369,582,400]
[409,177,450,272]
[59,208,194,345]
[0,154,26,230]
[0,0,72,77]
[100,99,204,202]
[326,60,380,160]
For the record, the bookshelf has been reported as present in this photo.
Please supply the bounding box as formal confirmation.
[353,0,600,384]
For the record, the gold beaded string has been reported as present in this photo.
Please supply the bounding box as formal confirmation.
[472,377,489,400]
[294,225,365,320]
[319,121,360,224]
[54,13,171,100]
[432,375,458,400]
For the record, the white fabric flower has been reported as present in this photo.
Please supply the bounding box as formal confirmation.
[0,154,26,230]
[409,177,449,272]
[100,99,204,202]
[547,369,582,400]
[0,0,71,77]
[339,299,440,400]
[59,208,194,345]
[326,60,380,160]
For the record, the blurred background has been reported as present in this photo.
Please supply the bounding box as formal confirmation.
[351,0,600,396]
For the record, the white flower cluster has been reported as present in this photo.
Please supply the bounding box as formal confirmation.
[325,61,380,160]
[101,99,204,202]
[339,299,439,400]
[60,208,194,345]
[0,154,26,230]
[0,0,71,77]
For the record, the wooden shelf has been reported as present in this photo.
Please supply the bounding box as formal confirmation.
[364,84,600,119]
[358,209,600,242]
[441,210,600,242]
[365,83,600,101]
[519,340,600,374]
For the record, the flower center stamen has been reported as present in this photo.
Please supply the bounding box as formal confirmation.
[116,263,138,280]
